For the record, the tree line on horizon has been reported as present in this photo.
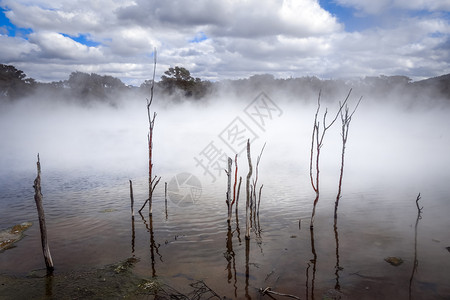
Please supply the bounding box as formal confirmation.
[1,63,449,105]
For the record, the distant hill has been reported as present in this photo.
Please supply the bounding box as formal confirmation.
[412,73,450,97]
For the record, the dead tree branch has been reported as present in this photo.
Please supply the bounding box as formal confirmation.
[335,95,362,220]
[140,48,161,216]
[245,139,253,240]
[226,157,233,227]
[252,143,266,215]
[129,180,134,217]
[309,90,351,229]
[33,154,54,273]
[232,154,238,208]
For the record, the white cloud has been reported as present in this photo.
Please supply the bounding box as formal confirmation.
[105,26,160,56]
[0,34,39,61]
[335,0,450,14]
[0,0,448,83]
[28,31,104,61]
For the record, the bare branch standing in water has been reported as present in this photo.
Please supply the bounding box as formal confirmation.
[309,90,351,229]
[225,157,233,227]
[139,48,161,215]
[335,95,362,220]
[33,154,54,273]
[232,154,238,213]
[252,143,266,216]
[245,139,253,240]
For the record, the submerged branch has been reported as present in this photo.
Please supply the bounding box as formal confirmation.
[260,287,301,299]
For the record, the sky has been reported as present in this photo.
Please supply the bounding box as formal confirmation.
[0,0,449,85]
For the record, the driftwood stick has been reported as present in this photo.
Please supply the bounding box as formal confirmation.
[33,154,54,273]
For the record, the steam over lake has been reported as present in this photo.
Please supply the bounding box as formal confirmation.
[1,91,450,299]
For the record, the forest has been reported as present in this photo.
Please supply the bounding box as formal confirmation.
[1,63,449,106]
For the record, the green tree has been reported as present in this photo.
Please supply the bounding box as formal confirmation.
[159,66,211,99]
[0,64,36,100]
[66,71,126,101]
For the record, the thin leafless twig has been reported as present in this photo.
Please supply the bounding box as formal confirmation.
[260,287,301,299]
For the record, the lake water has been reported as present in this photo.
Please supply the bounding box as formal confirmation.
[1,94,450,299]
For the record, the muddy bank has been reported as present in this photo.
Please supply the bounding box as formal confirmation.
[0,257,222,300]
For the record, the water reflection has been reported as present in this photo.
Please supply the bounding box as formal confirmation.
[131,216,135,255]
[139,212,162,277]
[224,228,237,297]
[45,273,53,299]
[409,193,423,299]
[307,227,317,300]
[305,263,311,300]
[245,238,250,300]
[235,211,242,244]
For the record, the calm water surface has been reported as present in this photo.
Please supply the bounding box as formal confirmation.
[1,98,450,299]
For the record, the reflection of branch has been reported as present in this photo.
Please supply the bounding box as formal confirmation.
[309,227,317,299]
[130,180,136,256]
[224,228,237,297]
[45,273,53,297]
[131,216,135,255]
[409,193,423,299]
[245,238,250,299]
[139,211,162,277]
[305,263,310,300]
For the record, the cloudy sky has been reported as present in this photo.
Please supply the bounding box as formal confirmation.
[0,0,449,85]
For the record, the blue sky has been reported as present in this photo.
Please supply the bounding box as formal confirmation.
[0,7,32,37]
[320,0,370,31]
[0,0,449,84]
